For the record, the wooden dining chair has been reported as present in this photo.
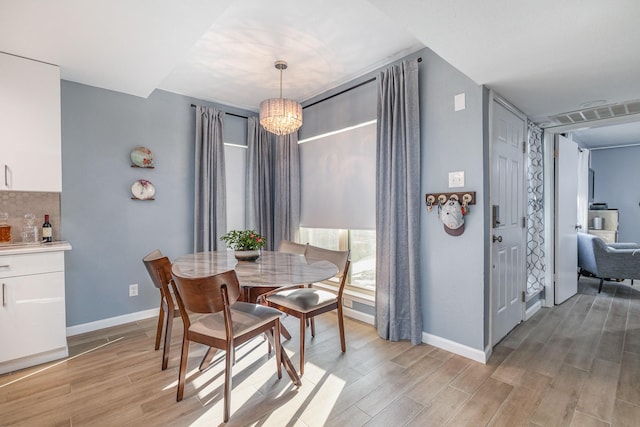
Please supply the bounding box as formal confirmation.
[262,245,350,376]
[277,240,308,255]
[244,240,308,304]
[170,269,283,422]
[142,249,180,370]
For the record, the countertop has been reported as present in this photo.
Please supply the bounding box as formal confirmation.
[0,241,72,255]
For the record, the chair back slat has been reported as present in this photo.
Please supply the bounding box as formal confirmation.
[172,269,241,314]
[143,250,173,291]
[305,245,350,279]
[278,240,308,255]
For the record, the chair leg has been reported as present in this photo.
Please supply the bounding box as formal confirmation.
[199,347,219,372]
[162,308,173,370]
[299,315,306,376]
[223,343,234,423]
[155,305,164,351]
[310,317,316,337]
[598,278,604,293]
[274,321,282,379]
[337,305,346,353]
[176,336,190,401]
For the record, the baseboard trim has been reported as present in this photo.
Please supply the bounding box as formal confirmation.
[343,307,374,325]
[0,347,69,375]
[422,332,489,364]
[525,300,542,320]
[66,308,158,337]
[68,306,374,337]
[484,344,493,362]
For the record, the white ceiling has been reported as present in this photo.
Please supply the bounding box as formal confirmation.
[2,0,640,137]
[572,121,640,150]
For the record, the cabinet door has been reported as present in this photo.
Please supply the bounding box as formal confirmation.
[0,53,62,192]
[0,272,66,363]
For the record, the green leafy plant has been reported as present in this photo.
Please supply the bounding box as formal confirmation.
[220,229,266,251]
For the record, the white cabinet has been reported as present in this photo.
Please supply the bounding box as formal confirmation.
[588,209,618,244]
[0,249,69,374]
[0,52,62,192]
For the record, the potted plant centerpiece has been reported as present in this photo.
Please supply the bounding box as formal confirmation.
[220,229,266,261]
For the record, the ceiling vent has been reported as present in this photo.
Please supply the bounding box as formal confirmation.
[543,99,640,127]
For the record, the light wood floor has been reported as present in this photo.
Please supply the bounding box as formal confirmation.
[2,276,640,426]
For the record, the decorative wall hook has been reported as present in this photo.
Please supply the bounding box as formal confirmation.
[426,194,436,212]
[425,191,476,209]
[426,191,476,236]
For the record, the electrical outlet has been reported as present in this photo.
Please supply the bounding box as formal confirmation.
[129,284,138,297]
[342,298,353,308]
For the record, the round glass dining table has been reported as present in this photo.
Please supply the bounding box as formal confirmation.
[171,250,338,298]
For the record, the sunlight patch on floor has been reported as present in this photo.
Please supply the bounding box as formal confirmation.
[0,337,123,389]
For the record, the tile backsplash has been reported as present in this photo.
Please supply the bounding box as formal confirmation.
[0,191,61,242]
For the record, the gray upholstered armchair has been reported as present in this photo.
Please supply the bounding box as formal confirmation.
[577,232,640,293]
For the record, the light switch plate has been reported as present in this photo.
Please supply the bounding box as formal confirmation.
[454,93,466,111]
[449,171,465,188]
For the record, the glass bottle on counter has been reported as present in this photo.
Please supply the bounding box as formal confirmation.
[22,213,38,243]
[0,212,11,243]
[42,214,52,243]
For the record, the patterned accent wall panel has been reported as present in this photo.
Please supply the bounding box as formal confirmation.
[526,121,545,295]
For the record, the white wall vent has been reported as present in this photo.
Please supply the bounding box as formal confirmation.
[544,99,640,127]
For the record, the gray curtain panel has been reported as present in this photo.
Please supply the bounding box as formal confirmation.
[375,59,422,345]
[194,106,226,252]
[246,117,275,250]
[526,120,545,295]
[273,132,301,250]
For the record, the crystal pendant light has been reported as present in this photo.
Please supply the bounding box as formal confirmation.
[259,60,303,136]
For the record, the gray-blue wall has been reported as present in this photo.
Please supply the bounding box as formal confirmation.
[418,49,485,350]
[61,82,251,326]
[590,145,640,243]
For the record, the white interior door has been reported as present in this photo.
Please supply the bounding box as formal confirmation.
[555,134,579,304]
[491,100,526,346]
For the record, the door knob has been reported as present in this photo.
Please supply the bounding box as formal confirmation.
[492,235,503,243]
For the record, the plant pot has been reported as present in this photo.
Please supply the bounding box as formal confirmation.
[234,250,260,262]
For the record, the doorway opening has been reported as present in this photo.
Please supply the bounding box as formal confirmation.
[541,112,640,307]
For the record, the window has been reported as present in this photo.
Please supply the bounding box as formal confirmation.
[297,80,377,295]
[299,227,375,292]
[298,121,376,230]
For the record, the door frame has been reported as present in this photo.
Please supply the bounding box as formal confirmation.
[541,112,640,307]
[488,90,527,347]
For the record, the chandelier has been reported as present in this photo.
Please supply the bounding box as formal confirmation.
[259,60,303,136]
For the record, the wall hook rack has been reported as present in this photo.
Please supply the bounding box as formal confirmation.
[425,191,476,207]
